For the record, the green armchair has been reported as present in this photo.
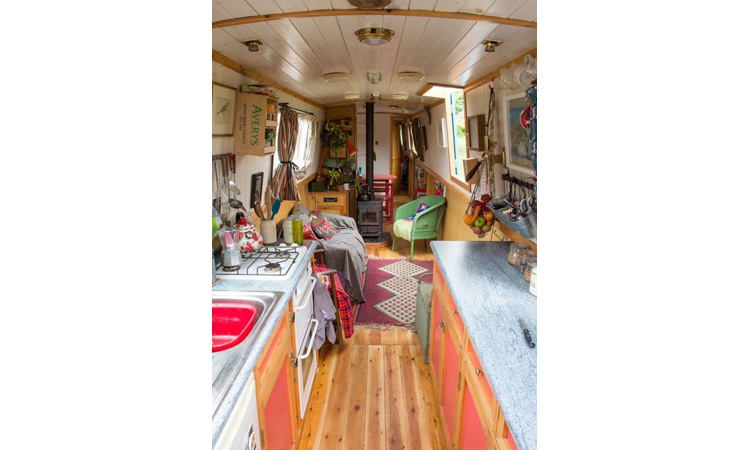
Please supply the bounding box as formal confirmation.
[391,195,446,261]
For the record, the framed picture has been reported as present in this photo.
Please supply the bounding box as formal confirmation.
[503,92,534,175]
[437,117,447,148]
[250,172,263,209]
[212,82,236,136]
[467,114,485,151]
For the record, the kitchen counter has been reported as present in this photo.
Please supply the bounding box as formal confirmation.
[211,240,318,447]
[430,241,537,450]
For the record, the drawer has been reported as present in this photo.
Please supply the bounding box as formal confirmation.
[311,194,346,207]
[319,206,345,216]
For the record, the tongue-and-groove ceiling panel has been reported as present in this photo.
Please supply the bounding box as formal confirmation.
[212,0,536,112]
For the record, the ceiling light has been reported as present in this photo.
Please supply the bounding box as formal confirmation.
[371,92,381,99]
[417,83,463,98]
[398,72,425,82]
[367,72,381,84]
[355,28,394,46]
[388,105,398,109]
[481,39,501,52]
[324,72,349,82]
[392,93,408,100]
[243,40,262,52]
[348,0,391,7]
[343,93,360,100]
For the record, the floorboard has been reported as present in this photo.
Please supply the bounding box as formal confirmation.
[296,327,446,449]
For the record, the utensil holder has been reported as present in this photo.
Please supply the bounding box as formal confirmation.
[509,214,535,239]
[260,220,277,244]
[489,196,515,227]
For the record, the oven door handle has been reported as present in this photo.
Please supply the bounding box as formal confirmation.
[294,276,317,312]
[298,319,319,360]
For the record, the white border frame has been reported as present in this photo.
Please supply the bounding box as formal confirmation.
[503,91,534,175]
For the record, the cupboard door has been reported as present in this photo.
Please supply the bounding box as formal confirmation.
[262,355,295,450]
[429,287,445,393]
[441,321,461,445]
[458,380,488,450]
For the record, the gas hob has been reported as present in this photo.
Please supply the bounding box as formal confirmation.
[214,244,307,280]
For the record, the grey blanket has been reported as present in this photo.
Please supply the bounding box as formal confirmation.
[280,207,368,303]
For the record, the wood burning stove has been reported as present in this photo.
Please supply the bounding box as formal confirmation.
[357,200,383,238]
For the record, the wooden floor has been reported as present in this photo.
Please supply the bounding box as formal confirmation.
[368,194,436,261]
[296,326,446,450]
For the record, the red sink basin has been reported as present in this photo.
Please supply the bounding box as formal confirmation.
[212,301,259,352]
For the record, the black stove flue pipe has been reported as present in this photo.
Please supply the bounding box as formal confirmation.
[365,101,374,197]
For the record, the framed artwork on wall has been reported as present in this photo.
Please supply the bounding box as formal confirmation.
[212,82,236,136]
[503,91,534,175]
[250,172,263,209]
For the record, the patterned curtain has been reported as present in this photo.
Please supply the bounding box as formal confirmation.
[271,107,300,201]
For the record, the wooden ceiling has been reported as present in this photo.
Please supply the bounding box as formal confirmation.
[212,0,537,113]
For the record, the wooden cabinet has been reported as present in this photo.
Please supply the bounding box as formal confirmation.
[307,190,352,217]
[254,308,298,450]
[234,92,278,156]
[429,261,519,450]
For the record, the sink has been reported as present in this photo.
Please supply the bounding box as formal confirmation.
[212,301,260,352]
[211,291,284,415]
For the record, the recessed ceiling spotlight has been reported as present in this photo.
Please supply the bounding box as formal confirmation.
[481,39,502,52]
[347,0,391,7]
[243,40,263,52]
[343,93,360,100]
[367,72,381,84]
[355,28,394,46]
[398,72,425,82]
[324,72,350,82]
[392,93,409,101]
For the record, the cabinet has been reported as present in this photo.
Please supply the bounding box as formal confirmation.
[307,190,353,218]
[254,308,298,450]
[429,261,520,450]
[234,92,279,156]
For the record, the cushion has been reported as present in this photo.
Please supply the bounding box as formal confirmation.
[310,209,340,240]
[405,201,431,221]
[392,218,414,240]
[303,223,317,241]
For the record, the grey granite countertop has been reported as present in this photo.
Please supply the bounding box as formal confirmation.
[430,241,537,450]
[211,241,318,446]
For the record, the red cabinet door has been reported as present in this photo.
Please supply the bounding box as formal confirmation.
[458,380,488,450]
[441,323,460,444]
[429,290,444,389]
[263,358,294,450]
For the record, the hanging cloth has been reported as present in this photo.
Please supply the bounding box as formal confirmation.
[270,107,301,201]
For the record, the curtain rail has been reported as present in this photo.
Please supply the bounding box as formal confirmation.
[279,103,315,116]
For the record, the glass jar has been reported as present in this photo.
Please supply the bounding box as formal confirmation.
[508,242,530,265]
[516,250,536,275]
[529,266,537,296]
[524,259,537,282]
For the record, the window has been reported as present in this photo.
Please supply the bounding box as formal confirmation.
[272,112,318,180]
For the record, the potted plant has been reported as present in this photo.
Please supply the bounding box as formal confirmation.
[328,168,344,191]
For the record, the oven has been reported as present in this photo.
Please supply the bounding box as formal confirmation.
[292,271,318,418]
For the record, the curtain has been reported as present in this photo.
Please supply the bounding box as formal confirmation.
[271,107,300,201]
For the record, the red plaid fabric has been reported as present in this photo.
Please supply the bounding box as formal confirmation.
[313,263,354,339]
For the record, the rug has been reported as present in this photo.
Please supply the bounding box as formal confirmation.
[354,259,433,326]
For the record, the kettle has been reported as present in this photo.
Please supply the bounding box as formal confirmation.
[237,218,263,254]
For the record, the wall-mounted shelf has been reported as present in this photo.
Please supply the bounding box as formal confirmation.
[234,93,279,156]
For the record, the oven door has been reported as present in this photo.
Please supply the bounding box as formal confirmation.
[292,275,318,418]
[295,317,318,418]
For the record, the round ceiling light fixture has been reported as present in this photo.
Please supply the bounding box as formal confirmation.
[392,93,409,100]
[347,0,392,7]
[397,72,424,82]
[481,39,502,52]
[355,28,394,46]
[243,40,263,52]
[324,72,350,82]
[343,93,361,100]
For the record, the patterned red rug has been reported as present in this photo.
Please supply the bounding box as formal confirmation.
[354,259,433,326]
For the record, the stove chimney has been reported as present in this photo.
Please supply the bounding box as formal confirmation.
[365,101,374,196]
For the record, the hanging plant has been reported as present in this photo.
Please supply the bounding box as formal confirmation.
[324,121,347,150]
